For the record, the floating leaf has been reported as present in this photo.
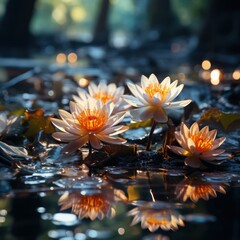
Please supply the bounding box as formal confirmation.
[23,108,55,138]
[129,118,153,129]
[220,112,240,130]
[199,108,240,131]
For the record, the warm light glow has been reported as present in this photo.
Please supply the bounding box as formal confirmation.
[210,69,221,85]
[56,53,67,64]
[232,69,240,80]
[52,4,67,25]
[67,52,78,64]
[78,77,89,87]
[71,6,86,22]
[201,60,211,70]
[201,70,210,80]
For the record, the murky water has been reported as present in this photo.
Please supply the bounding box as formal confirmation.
[1,166,240,240]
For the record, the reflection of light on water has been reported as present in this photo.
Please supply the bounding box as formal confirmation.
[184,213,216,223]
[52,213,79,226]
[37,207,46,213]
[201,60,211,70]
[118,228,125,235]
[86,229,113,239]
[210,69,221,85]
[233,69,240,80]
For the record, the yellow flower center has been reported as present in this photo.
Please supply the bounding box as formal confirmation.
[191,132,213,152]
[78,195,110,213]
[77,108,108,132]
[145,83,170,103]
[94,91,114,103]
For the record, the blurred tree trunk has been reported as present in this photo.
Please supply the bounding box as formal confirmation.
[197,0,240,54]
[93,0,110,44]
[0,0,36,47]
[147,0,178,40]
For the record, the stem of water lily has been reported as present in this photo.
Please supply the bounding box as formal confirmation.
[88,141,92,157]
[146,120,157,151]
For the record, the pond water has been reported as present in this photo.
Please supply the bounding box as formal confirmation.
[1,165,240,240]
[0,45,240,240]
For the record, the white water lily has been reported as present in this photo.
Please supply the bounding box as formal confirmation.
[51,98,128,154]
[73,81,129,113]
[123,74,191,123]
[0,112,18,137]
[169,122,226,168]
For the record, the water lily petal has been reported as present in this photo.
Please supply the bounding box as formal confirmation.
[170,146,190,156]
[52,132,80,141]
[163,99,192,109]
[212,137,226,150]
[89,135,102,149]
[62,136,89,154]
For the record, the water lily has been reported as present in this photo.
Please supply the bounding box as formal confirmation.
[124,74,191,123]
[51,98,128,154]
[175,176,228,202]
[127,201,184,231]
[73,81,129,113]
[58,188,127,220]
[123,74,191,150]
[169,122,226,168]
[0,112,18,138]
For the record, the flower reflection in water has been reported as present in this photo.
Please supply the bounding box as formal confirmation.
[175,175,228,202]
[127,201,184,232]
[58,187,127,221]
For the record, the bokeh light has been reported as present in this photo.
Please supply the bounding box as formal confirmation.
[210,69,221,85]
[201,60,211,70]
[232,69,240,80]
